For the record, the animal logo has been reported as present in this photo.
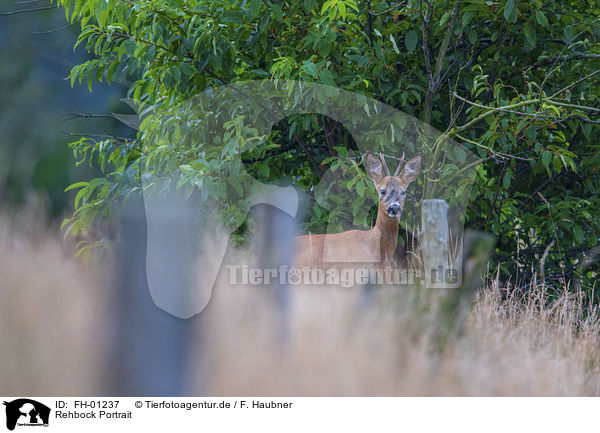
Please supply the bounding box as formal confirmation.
[3,399,50,431]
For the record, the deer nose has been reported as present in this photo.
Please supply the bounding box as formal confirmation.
[387,203,401,216]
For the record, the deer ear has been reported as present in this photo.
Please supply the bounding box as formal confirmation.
[365,153,385,183]
[400,154,421,184]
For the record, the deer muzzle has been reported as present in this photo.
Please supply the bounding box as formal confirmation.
[387,203,401,217]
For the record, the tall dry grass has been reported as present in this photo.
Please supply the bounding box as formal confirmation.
[0,208,113,395]
[200,281,600,396]
[1,210,600,396]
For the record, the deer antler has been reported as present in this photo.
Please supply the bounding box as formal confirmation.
[379,152,391,176]
[393,152,405,176]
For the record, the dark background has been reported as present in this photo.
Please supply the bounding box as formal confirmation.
[0,0,129,217]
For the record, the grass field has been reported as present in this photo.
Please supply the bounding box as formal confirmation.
[1,211,599,396]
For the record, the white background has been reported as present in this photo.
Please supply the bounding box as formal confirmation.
[1,397,597,432]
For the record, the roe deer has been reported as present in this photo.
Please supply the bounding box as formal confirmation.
[295,152,421,267]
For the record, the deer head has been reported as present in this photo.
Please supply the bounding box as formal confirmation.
[365,152,421,219]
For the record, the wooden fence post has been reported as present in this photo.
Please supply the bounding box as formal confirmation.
[421,199,458,288]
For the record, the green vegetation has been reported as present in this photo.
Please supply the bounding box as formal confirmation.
[58,0,600,293]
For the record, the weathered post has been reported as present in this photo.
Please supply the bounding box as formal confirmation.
[421,199,456,288]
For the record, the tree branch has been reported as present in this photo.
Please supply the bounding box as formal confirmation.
[15,0,47,4]
[62,112,119,121]
[453,93,563,120]
[423,0,463,125]
[452,94,546,132]
[523,53,600,71]
[294,137,324,176]
[551,68,600,98]
[365,0,373,46]
[421,0,434,112]
[33,17,81,34]
[455,133,531,161]
[0,5,57,16]
[432,0,463,92]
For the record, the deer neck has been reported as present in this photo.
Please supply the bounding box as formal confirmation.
[373,207,399,262]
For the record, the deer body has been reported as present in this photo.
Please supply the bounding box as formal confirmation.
[295,152,421,267]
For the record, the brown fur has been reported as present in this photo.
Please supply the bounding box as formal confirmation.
[295,152,421,267]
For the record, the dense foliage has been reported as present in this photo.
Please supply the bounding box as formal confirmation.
[59,0,600,293]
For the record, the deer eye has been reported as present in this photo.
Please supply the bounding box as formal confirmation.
[400,190,406,196]
[380,189,387,196]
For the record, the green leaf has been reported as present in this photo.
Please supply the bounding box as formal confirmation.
[503,173,511,189]
[317,38,332,57]
[338,0,346,18]
[574,225,584,244]
[523,24,536,48]
[390,34,400,54]
[271,3,283,21]
[356,180,365,197]
[74,186,89,209]
[65,181,90,192]
[462,10,474,27]
[222,11,243,23]
[504,0,517,23]
[467,29,477,44]
[541,150,552,166]
[455,147,466,164]
[334,145,348,159]
[535,10,548,27]
[303,61,319,79]
[564,26,575,42]
[405,30,418,52]
[249,0,262,18]
[439,10,450,28]
[504,0,513,20]
[124,38,135,56]
[346,0,359,12]
[106,61,119,84]
[87,68,93,92]
[346,176,358,190]
[257,162,270,178]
